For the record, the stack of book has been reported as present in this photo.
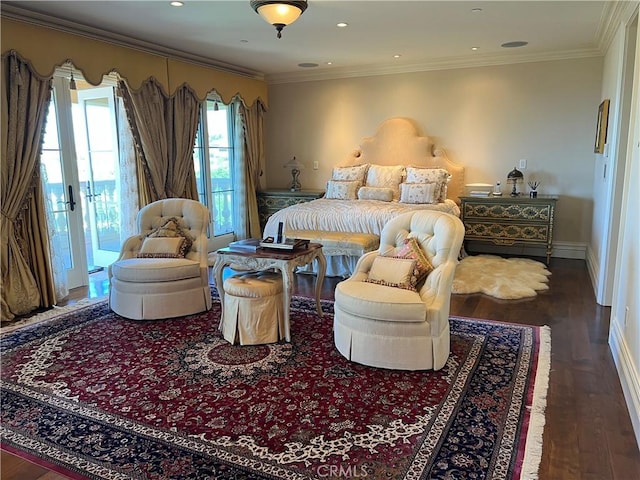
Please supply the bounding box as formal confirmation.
[260,238,310,250]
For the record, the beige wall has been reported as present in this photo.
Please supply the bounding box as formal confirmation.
[264,57,603,249]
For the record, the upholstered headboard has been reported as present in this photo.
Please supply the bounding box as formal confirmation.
[341,117,465,203]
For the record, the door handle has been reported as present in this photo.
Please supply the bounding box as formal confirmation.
[67,184,76,211]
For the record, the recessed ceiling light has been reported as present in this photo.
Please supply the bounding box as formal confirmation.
[471,47,479,51]
[337,22,348,28]
[240,39,249,43]
[170,1,184,6]
[298,63,319,68]
[326,61,333,65]
[471,8,482,13]
[501,41,529,48]
[393,54,402,58]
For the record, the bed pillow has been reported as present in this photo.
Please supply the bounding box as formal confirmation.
[364,256,419,291]
[325,180,360,200]
[399,182,439,204]
[405,167,451,202]
[137,237,187,258]
[384,237,434,288]
[357,186,394,202]
[365,165,405,200]
[331,164,369,184]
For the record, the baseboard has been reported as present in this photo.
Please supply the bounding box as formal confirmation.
[464,241,586,260]
[585,244,600,299]
[609,315,640,449]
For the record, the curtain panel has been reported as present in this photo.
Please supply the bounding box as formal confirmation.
[119,79,200,203]
[1,51,56,320]
[240,99,267,239]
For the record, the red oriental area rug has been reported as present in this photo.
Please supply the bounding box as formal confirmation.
[1,291,550,480]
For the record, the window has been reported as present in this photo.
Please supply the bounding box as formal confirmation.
[194,98,237,247]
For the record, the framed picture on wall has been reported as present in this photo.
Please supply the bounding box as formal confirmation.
[594,99,610,154]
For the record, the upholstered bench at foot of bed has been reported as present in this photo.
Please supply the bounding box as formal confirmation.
[285,230,379,257]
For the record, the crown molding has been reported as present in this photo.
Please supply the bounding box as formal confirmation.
[265,48,603,85]
[596,0,640,53]
[1,4,265,81]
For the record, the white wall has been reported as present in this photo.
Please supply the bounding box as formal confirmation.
[589,23,633,306]
[264,58,603,254]
[608,14,640,448]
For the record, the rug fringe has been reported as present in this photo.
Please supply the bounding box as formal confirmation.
[520,324,551,480]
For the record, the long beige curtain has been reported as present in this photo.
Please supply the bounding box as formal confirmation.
[239,99,266,238]
[168,85,200,199]
[119,78,200,203]
[1,52,56,320]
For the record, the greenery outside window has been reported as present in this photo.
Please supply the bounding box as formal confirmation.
[193,98,236,249]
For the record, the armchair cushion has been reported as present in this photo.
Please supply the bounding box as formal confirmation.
[383,237,434,288]
[137,237,187,258]
[145,217,193,255]
[365,256,418,291]
[335,280,426,323]
[111,257,201,283]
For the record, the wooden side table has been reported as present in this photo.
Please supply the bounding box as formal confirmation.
[460,195,558,263]
[212,243,326,342]
[257,189,325,232]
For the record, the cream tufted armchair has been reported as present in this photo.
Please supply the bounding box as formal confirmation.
[108,198,212,320]
[333,210,465,370]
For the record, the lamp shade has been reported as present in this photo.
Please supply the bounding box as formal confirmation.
[283,156,305,169]
[250,1,308,38]
[507,167,524,182]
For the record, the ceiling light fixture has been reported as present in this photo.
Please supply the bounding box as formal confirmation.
[501,41,529,48]
[250,1,308,39]
[337,22,348,28]
[170,1,184,6]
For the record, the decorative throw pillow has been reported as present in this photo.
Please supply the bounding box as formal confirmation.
[331,164,369,184]
[325,180,360,200]
[364,256,419,291]
[137,237,186,258]
[384,237,434,288]
[365,165,405,200]
[357,186,394,202]
[405,167,451,202]
[138,217,193,258]
[399,182,439,204]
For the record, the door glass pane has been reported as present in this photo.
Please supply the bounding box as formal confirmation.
[41,105,72,269]
[210,147,232,235]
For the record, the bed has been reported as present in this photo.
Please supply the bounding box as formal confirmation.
[263,117,465,276]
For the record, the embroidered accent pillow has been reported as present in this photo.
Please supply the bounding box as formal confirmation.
[325,180,360,200]
[357,186,394,202]
[405,167,451,202]
[399,182,439,204]
[137,237,186,258]
[364,256,419,291]
[365,165,405,200]
[331,164,369,184]
[138,217,192,258]
[385,237,434,288]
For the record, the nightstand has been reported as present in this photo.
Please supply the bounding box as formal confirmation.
[257,189,325,231]
[460,195,558,264]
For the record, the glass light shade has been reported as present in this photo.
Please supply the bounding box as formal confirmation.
[256,3,303,26]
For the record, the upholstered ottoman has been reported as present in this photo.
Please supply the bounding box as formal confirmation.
[221,270,285,345]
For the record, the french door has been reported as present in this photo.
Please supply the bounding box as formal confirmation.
[41,76,120,289]
[75,87,121,269]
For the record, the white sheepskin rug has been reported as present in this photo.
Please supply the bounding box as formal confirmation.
[452,254,551,299]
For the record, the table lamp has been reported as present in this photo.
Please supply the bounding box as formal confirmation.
[507,167,524,197]
[284,156,305,191]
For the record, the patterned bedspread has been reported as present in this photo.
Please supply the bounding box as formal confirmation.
[263,198,460,239]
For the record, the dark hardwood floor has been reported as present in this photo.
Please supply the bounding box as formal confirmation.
[2,258,639,479]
